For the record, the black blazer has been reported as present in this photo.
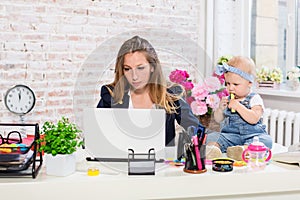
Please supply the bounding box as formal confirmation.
[97,85,200,146]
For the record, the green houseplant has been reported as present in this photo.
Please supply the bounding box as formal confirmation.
[38,117,83,156]
[38,117,83,176]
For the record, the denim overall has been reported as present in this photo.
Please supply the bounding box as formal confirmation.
[207,92,273,153]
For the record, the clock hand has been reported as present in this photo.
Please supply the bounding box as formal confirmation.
[18,91,21,101]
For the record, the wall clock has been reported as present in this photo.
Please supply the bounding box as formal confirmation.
[4,84,36,116]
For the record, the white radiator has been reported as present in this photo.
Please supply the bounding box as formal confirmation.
[263,108,300,146]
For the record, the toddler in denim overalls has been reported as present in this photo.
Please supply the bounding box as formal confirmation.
[206,56,273,154]
[207,92,273,153]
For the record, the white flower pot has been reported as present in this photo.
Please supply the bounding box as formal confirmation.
[45,153,76,176]
[287,80,300,91]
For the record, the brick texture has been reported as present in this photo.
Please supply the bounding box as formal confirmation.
[0,0,202,128]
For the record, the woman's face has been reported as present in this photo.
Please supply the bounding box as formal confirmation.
[123,51,154,91]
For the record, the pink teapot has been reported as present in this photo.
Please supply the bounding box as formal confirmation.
[242,136,272,170]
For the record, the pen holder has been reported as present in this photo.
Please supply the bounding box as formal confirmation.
[183,144,207,174]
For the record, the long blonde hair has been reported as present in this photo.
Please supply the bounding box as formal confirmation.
[107,36,181,113]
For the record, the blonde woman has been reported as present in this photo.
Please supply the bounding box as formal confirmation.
[97,36,200,146]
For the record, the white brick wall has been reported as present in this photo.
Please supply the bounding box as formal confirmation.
[0,0,203,127]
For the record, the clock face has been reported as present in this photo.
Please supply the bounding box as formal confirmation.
[4,85,36,115]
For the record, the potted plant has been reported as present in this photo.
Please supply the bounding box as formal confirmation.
[256,66,283,88]
[38,117,83,176]
[286,67,300,90]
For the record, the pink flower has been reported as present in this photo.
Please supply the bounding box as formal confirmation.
[190,101,208,116]
[204,77,221,93]
[217,89,229,99]
[169,69,195,102]
[169,69,189,84]
[206,94,220,110]
[191,84,209,101]
[213,72,225,84]
[182,81,194,91]
[190,75,226,116]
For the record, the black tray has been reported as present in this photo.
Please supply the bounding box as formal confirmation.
[0,123,43,178]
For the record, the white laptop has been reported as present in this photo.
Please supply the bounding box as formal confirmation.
[83,108,167,162]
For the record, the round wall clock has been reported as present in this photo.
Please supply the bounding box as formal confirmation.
[4,84,36,115]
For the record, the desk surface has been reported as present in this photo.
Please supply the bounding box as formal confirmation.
[1,159,300,200]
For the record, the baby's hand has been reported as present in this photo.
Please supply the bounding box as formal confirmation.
[228,98,240,111]
[219,97,228,110]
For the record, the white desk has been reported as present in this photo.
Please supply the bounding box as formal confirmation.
[1,160,300,200]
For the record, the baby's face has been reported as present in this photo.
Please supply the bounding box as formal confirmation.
[224,72,252,99]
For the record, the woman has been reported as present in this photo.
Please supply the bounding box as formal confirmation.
[97,35,200,146]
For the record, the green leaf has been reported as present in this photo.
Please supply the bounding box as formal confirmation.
[38,116,83,156]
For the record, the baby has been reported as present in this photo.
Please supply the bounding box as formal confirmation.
[206,56,273,160]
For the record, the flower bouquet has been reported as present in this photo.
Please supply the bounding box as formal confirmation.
[191,75,228,131]
[169,68,227,131]
[168,55,233,131]
[256,66,283,89]
[189,76,228,116]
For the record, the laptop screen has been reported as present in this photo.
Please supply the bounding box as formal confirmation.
[83,108,166,160]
